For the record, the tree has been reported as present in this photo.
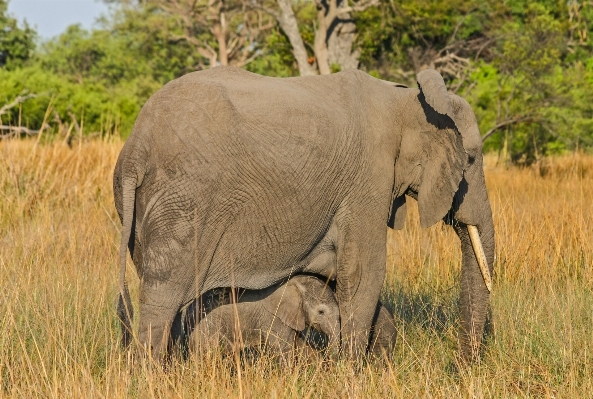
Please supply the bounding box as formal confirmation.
[355,0,496,84]
[0,91,43,138]
[3,0,593,155]
[265,0,316,75]
[464,4,572,163]
[0,0,36,69]
[108,0,276,70]
[254,0,377,75]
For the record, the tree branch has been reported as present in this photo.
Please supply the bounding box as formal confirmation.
[337,0,379,15]
[481,116,538,143]
[0,124,50,139]
[249,2,280,21]
[266,0,318,75]
[0,92,38,117]
[233,49,261,68]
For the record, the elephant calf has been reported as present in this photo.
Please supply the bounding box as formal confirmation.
[188,275,340,357]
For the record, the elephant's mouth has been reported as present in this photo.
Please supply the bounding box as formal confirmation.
[467,225,492,292]
[444,200,492,293]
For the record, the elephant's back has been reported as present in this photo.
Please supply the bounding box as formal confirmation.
[144,66,371,129]
[138,67,368,184]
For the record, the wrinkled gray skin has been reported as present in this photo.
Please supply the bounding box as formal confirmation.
[188,275,339,356]
[368,303,397,359]
[114,66,494,361]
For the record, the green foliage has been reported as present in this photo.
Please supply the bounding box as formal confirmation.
[245,29,298,77]
[0,65,147,136]
[0,0,35,69]
[456,2,593,162]
[294,0,317,53]
[37,21,193,86]
[1,0,593,159]
[492,4,565,77]
[0,5,196,137]
[109,1,219,70]
[356,0,494,81]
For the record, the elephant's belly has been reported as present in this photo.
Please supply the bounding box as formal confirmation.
[300,251,337,280]
[298,219,338,279]
[202,214,339,291]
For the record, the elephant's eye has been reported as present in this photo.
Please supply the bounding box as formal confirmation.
[318,309,325,315]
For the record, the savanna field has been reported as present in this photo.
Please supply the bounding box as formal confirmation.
[1,138,592,398]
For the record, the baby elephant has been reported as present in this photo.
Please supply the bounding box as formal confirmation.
[189,275,339,357]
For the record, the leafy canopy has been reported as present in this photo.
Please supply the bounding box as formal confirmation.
[2,0,593,162]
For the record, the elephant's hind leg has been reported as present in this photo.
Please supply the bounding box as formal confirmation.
[138,281,189,361]
[136,202,198,361]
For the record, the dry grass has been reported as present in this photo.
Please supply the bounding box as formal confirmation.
[1,139,591,398]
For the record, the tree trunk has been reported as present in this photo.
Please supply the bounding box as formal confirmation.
[326,4,360,71]
[275,0,367,75]
[276,0,317,76]
[212,14,228,66]
[314,7,332,75]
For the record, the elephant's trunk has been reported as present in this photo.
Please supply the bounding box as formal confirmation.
[453,207,495,362]
[318,317,341,360]
[325,332,340,361]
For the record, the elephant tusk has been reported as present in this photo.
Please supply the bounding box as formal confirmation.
[467,225,492,293]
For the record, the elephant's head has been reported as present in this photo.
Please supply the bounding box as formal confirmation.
[264,275,340,342]
[389,69,495,361]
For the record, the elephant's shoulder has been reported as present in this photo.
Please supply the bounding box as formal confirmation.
[335,69,383,86]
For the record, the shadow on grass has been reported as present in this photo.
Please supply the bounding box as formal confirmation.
[380,284,460,336]
[380,284,495,363]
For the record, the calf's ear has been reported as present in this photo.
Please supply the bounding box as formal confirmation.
[262,283,306,331]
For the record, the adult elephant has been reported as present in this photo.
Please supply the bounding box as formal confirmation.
[113,66,494,362]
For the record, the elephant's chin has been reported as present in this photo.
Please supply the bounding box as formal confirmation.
[467,225,492,292]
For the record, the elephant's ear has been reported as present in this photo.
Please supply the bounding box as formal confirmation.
[449,94,483,156]
[416,128,465,228]
[417,69,452,116]
[448,94,487,224]
[410,69,466,228]
[263,282,306,332]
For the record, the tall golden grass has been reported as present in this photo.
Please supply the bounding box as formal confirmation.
[1,139,592,397]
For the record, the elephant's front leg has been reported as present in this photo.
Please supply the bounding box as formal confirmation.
[334,216,386,358]
[263,326,297,365]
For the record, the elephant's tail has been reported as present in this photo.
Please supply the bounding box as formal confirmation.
[117,172,136,349]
